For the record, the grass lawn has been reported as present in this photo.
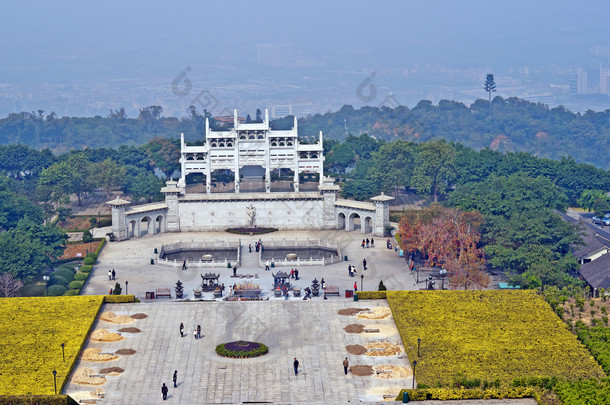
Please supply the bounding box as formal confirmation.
[387,290,605,387]
[0,296,104,395]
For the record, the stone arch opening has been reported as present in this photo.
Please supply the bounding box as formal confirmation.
[140,216,153,236]
[211,169,235,193]
[155,215,164,234]
[363,216,373,234]
[337,212,346,230]
[240,165,265,192]
[129,220,137,239]
[348,212,361,232]
[185,172,207,193]
[270,168,295,192]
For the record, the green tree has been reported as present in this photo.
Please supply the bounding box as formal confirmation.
[0,230,49,281]
[143,137,180,179]
[88,158,127,199]
[412,139,456,202]
[113,282,122,295]
[577,189,607,212]
[123,166,165,202]
[39,153,92,205]
[326,142,355,174]
[593,197,610,218]
[484,74,497,115]
[371,140,416,197]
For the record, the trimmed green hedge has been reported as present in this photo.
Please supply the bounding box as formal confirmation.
[63,290,79,296]
[86,252,97,260]
[82,257,95,265]
[104,295,136,303]
[52,269,75,283]
[57,264,76,274]
[396,387,538,401]
[47,285,67,296]
[225,227,278,235]
[80,265,92,273]
[356,291,387,299]
[0,395,78,405]
[74,273,88,281]
[49,275,68,288]
[215,341,268,358]
[68,281,83,290]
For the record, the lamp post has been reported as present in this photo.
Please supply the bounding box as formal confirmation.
[98,211,100,227]
[52,369,57,394]
[125,280,129,295]
[43,275,49,296]
[360,274,364,291]
[412,360,417,389]
[440,269,447,290]
[417,338,421,357]
[60,343,65,362]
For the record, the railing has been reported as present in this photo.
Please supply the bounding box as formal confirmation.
[257,239,342,267]
[156,239,241,268]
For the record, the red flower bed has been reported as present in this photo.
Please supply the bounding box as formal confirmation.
[57,216,94,231]
[59,241,102,260]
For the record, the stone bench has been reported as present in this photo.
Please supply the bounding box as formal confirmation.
[324,287,340,298]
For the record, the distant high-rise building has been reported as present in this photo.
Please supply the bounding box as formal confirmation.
[271,103,312,118]
[600,65,609,94]
[569,67,588,95]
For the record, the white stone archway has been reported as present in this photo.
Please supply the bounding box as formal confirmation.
[337,212,346,230]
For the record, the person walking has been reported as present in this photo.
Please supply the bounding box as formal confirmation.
[179,322,184,337]
[161,383,168,400]
[173,370,178,387]
[197,325,201,339]
[193,328,197,339]
[371,238,374,248]
[111,269,116,280]
[295,269,299,280]
[354,281,358,292]
[361,239,365,249]
[182,260,187,270]
[343,357,349,375]
[363,258,367,270]
[249,244,252,253]
[293,358,300,376]
[366,238,369,248]
[108,270,112,281]
[233,265,237,276]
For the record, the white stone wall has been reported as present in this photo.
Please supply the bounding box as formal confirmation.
[178,199,325,231]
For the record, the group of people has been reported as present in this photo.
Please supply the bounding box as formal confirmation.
[161,370,179,400]
[107,269,116,281]
[347,264,358,277]
[361,238,374,249]
[179,322,202,339]
[249,239,264,253]
[289,268,300,280]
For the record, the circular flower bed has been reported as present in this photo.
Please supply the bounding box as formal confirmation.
[215,340,269,358]
[225,227,278,235]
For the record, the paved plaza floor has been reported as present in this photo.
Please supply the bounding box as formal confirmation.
[82,229,419,300]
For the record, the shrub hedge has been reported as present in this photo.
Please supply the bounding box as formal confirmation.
[68,281,83,290]
[396,387,538,401]
[356,291,387,299]
[74,273,88,281]
[47,285,67,296]
[215,341,269,358]
[104,295,136,303]
[0,395,78,405]
[63,290,79,296]
[82,257,95,266]
[49,276,68,288]
[225,227,278,235]
[80,265,92,273]
[52,269,75,283]
[86,252,97,260]
[57,264,76,274]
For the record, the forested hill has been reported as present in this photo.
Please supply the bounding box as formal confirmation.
[2,97,610,169]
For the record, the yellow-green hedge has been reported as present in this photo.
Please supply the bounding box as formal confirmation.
[104,295,136,303]
[0,296,104,395]
[396,387,538,401]
[356,291,387,299]
[386,290,604,387]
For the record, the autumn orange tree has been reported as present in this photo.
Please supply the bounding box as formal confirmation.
[397,206,488,289]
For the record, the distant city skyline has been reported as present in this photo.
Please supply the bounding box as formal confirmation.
[1,0,609,117]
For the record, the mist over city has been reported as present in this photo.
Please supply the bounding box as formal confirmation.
[2,0,609,118]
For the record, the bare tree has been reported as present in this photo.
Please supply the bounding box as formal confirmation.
[0,273,23,297]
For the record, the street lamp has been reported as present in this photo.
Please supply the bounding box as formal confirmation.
[417,338,421,357]
[125,280,129,295]
[60,343,65,362]
[52,369,57,394]
[360,274,364,291]
[412,360,417,389]
[440,269,447,290]
[43,275,50,296]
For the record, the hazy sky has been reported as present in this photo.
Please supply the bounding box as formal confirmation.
[1,1,609,115]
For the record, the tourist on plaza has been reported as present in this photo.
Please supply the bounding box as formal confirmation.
[361,239,365,249]
[321,278,326,290]
[387,239,392,249]
[173,370,178,387]
[179,323,184,337]
[366,238,369,248]
[109,288,113,295]
[197,325,201,339]
[111,269,116,280]
[265,260,271,271]
[354,281,358,292]
[295,269,299,280]
[249,244,252,253]
[108,270,112,281]
[290,269,295,279]
[343,357,349,375]
[348,264,352,276]
[233,265,237,276]
[161,383,168,400]
[182,260,187,270]
[363,258,367,270]
[293,358,300,375]
[371,238,374,247]
[193,328,197,339]
[221,283,225,296]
